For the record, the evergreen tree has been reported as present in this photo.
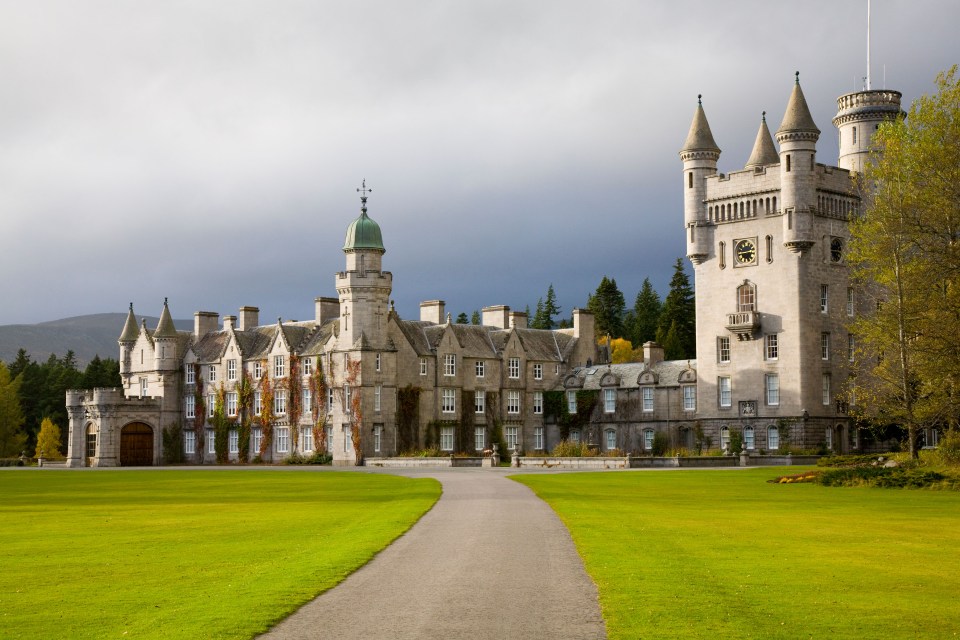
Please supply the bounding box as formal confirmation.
[471,310,481,325]
[543,284,561,329]
[0,362,26,457]
[587,276,626,338]
[531,298,546,329]
[34,417,63,459]
[656,259,696,359]
[456,312,469,324]
[631,278,663,346]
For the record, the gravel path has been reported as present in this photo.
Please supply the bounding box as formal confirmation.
[260,469,606,639]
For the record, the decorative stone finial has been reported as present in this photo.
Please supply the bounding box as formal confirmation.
[795,71,800,84]
[762,110,766,121]
[697,93,702,105]
[164,296,168,305]
[129,302,133,311]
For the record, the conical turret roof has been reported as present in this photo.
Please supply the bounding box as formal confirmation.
[680,97,720,154]
[119,303,139,343]
[154,298,178,339]
[745,113,779,168]
[777,73,820,137]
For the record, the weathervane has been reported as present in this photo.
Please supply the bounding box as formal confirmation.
[357,179,372,215]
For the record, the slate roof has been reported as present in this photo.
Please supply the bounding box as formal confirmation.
[680,99,721,154]
[395,320,435,356]
[745,114,779,168]
[299,320,338,357]
[191,331,230,363]
[119,304,139,343]
[449,324,498,358]
[515,328,565,361]
[575,359,697,389]
[234,326,275,359]
[777,75,820,137]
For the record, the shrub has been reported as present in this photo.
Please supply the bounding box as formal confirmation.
[728,428,743,454]
[814,466,956,489]
[651,431,670,457]
[0,458,25,467]
[283,452,332,465]
[551,440,598,457]
[818,454,889,468]
[938,429,960,466]
[161,422,184,464]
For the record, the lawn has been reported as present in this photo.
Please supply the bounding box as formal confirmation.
[0,470,440,639]
[514,468,960,639]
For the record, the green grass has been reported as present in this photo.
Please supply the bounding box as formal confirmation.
[513,468,960,639]
[0,470,440,639]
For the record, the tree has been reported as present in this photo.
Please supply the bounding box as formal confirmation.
[587,276,626,338]
[630,278,662,346]
[543,284,561,329]
[530,298,546,329]
[456,312,469,324]
[847,66,960,458]
[656,259,696,359]
[608,338,639,364]
[471,310,481,325]
[34,417,63,459]
[0,362,26,457]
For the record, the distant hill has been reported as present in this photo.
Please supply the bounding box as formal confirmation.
[0,314,192,367]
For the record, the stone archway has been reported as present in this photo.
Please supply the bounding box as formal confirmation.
[120,422,154,466]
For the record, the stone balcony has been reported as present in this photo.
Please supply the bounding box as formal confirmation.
[726,311,761,341]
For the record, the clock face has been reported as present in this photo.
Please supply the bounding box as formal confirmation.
[735,239,757,264]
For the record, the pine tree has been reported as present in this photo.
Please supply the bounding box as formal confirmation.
[34,417,63,459]
[531,298,546,329]
[656,259,696,359]
[456,312,469,324]
[543,284,561,329]
[0,362,26,457]
[587,276,626,338]
[471,310,481,325]
[631,278,662,346]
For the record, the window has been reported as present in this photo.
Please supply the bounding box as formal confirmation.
[184,430,195,455]
[207,395,215,418]
[275,389,286,415]
[570,429,581,444]
[277,427,289,454]
[505,426,519,451]
[605,429,616,451]
[848,334,856,362]
[531,391,543,415]
[208,366,216,383]
[444,354,456,376]
[533,364,543,380]
[229,429,238,454]
[737,283,755,312]
[786,153,791,172]
[304,388,313,415]
[507,390,521,414]
[765,334,779,360]
[683,386,696,411]
[373,425,382,453]
[720,427,731,450]
[852,126,857,144]
[567,390,577,414]
[139,377,148,398]
[343,426,352,452]
[274,355,285,378]
[207,430,215,454]
[375,353,381,372]
[767,425,779,450]
[227,392,238,417]
[765,374,780,406]
[442,389,456,413]
[86,430,97,458]
[185,396,195,419]
[830,238,844,263]
[718,377,731,407]
[325,425,332,452]
[420,358,427,376]
[252,427,262,454]
[475,426,485,451]
[185,366,195,384]
[688,171,693,189]
[604,388,616,413]
[535,426,545,451]
[744,426,755,450]
[851,428,859,449]
[820,284,829,313]
[644,429,654,451]
[825,427,833,450]
[302,426,313,452]
[327,387,334,414]
[847,288,855,317]
[303,358,313,375]
[508,357,520,379]
[821,332,831,360]
[718,241,726,269]
[344,385,351,412]
[822,373,831,405]
[642,387,654,412]
[227,359,237,381]
[766,235,773,263]
[718,336,730,363]
[475,390,485,414]
[374,385,381,413]
[254,361,262,379]
[253,391,262,415]
[475,360,485,378]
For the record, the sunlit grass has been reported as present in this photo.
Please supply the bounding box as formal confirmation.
[514,468,960,639]
[0,470,440,639]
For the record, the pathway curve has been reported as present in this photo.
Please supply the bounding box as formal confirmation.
[260,468,606,639]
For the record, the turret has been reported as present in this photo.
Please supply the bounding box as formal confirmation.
[744,112,779,169]
[833,89,903,174]
[118,302,138,375]
[679,96,720,264]
[152,298,178,371]
[776,73,820,253]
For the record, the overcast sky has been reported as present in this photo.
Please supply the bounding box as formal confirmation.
[1,0,957,327]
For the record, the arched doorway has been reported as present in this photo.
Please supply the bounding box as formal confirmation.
[85,423,97,467]
[120,422,154,466]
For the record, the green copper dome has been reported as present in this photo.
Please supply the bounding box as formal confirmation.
[343,210,384,251]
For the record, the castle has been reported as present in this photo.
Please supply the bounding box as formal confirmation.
[65,75,903,466]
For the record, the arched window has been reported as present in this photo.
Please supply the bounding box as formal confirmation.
[744,426,755,450]
[719,242,726,269]
[767,425,779,450]
[720,427,730,451]
[643,428,654,451]
[737,283,756,312]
